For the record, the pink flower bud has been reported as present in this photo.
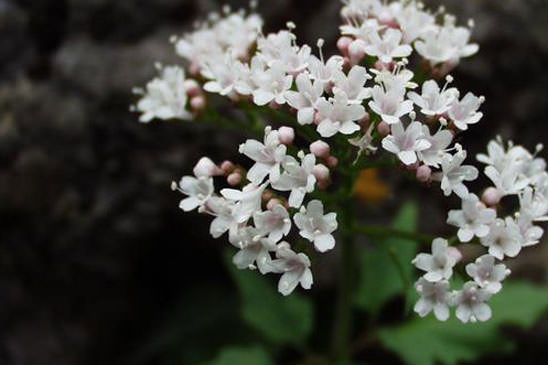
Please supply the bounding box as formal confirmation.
[278,126,295,145]
[326,156,339,168]
[377,121,390,137]
[189,62,200,76]
[221,160,235,174]
[360,112,371,129]
[337,36,353,56]
[269,101,280,110]
[482,187,501,206]
[183,79,201,97]
[312,163,330,181]
[266,198,282,210]
[193,157,222,177]
[348,40,365,66]
[416,165,432,182]
[310,140,330,159]
[227,172,242,186]
[190,95,206,111]
[262,190,274,202]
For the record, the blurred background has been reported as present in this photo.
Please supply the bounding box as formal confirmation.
[2,0,548,364]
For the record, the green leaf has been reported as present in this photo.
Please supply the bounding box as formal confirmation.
[379,281,548,365]
[206,346,273,365]
[226,250,314,346]
[354,202,419,315]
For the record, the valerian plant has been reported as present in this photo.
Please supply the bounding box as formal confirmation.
[132,0,548,363]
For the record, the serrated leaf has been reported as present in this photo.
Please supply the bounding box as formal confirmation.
[354,202,419,315]
[379,281,548,365]
[206,346,273,365]
[225,250,314,346]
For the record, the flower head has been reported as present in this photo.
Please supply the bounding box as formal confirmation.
[412,238,461,282]
[294,200,338,252]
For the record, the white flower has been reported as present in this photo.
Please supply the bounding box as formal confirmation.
[221,182,268,223]
[272,153,316,208]
[484,165,529,197]
[136,66,192,122]
[415,24,478,67]
[480,217,523,260]
[476,139,531,173]
[253,205,292,243]
[202,54,252,98]
[407,79,459,116]
[465,255,510,294]
[316,90,365,138]
[257,30,296,66]
[285,73,324,125]
[307,54,344,85]
[516,214,544,247]
[371,67,417,90]
[368,85,413,124]
[294,200,338,252]
[230,226,277,274]
[396,4,435,43]
[447,194,497,242]
[413,238,461,282]
[175,175,214,212]
[417,126,453,168]
[239,127,287,184]
[448,92,484,131]
[452,282,492,323]
[435,149,479,198]
[414,278,451,321]
[251,60,293,106]
[332,65,371,104]
[363,28,412,63]
[203,197,239,239]
[382,121,431,165]
[270,244,313,296]
[519,187,548,222]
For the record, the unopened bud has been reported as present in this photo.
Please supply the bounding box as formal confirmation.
[326,156,339,168]
[221,160,235,174]
[227,172,242,186]
[310,140,330,159]
[337,36,353,56]
[416,165,432,182]
[183,79,201,97]
[267,198,282,210]
[278,126,295,145]
[190,95,206,111]
[312,163,330,182]
[377,121,390,137]
[482,187,501,206]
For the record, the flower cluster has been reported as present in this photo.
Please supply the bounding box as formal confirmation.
[172,126,338,295]
[132,0,547,323]
[413,139,547,323]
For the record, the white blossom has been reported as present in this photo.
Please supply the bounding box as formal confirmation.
[230,226,277,274]
[285,73,324,125]
[452,282,492,323]
[363,28,412,63]
[270,244,313,296]
[316,90,365,138]
[221,182,268,223]
[417,126,453,168]
[382,121,431,165]
[253,205,292,243]
[203,196,239,239]
[174,176,214,212]
[412,238,461,282]
[480,217,523,260]
[484,165,529,197]
[465,254,510,294]
[202,54,252,97]
[251,60,293,106]
[294,200,338,252]
[368,84,413,125]
[135,66,192,122]
[434,148,479,198]
[239,127,287,184]
[332,65,371,104]
[272,153,316,208]
[307,54,344,85]
[407,79,459,116]
[448,92,484,131]
[414,278,451,321]
[447,194,497,242]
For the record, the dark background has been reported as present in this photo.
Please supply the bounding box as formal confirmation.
[2,0,548,364]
